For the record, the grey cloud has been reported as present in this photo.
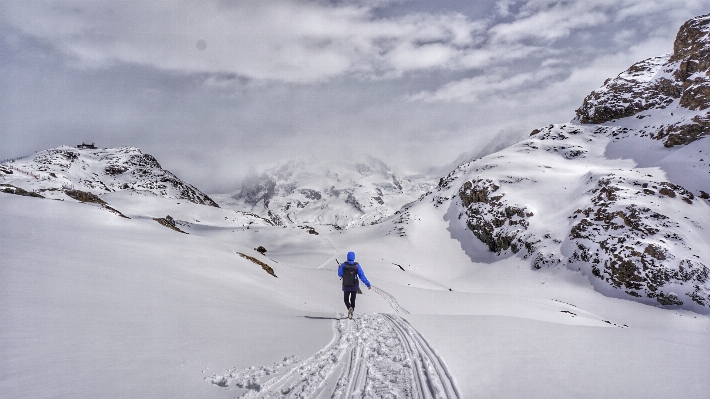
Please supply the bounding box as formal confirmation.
[1,1,489,83]
[1,0,707,193]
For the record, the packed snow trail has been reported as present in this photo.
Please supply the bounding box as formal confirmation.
[372,286,410,314]
[210,313,460,398]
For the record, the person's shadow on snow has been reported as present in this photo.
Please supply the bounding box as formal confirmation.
[302,316,342,320]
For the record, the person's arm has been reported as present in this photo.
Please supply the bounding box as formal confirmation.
[338,263,344,278]
[358,266,371,288]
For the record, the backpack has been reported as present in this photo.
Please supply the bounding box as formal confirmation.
[342,263,359,287]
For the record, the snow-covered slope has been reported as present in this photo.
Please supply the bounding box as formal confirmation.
[3,169,709,399]
[409,123,710,312]
[217,156,434,229]
[386,14,710,313]
[0,145,219,207]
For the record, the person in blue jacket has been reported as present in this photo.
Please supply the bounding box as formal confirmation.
[338,251,371,319]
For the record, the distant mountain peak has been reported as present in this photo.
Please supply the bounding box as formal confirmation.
[225,155,433,228]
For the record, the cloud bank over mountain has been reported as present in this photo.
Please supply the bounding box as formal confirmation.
[1,0,706,191]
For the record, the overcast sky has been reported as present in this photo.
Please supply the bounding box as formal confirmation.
[1,1,706,192]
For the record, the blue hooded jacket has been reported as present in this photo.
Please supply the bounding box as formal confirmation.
[338,252,371,292]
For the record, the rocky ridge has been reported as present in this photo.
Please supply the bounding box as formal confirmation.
[419,119,710,312]
[0,145,218,207]
[576,13,710,147]
[416,14,710,312]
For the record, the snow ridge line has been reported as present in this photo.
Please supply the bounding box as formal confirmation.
[224,313,460,398]
[372,286,410,314]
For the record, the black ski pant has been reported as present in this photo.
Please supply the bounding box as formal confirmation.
[344,291,357,310]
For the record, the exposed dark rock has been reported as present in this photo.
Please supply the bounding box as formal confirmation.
[656,116,710,147]
[345,192,364,213]
[0,184,44,198]
[237,252,277,277]
[128,154,161,169]
[103,205,129,219]
[64,189,107,204]
[644,244,667,261]
[568,174,708,308]
[104,164,129,175]
[458,179,533,254]
[33,149,79,170]
[239,174,276,206]
[655,293,683,306]
[154,215,188,234]
[575,56,680,124]
[575,14,710,146]
[299,225,319,235]
[300,189,322,200]
[669,14,710,63]
[532,253,561,269]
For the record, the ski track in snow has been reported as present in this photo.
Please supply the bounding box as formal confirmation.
[372,286,410,314]
[316,238,338,270]
[210,313,459,398]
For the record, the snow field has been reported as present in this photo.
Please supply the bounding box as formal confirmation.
[210,311,459,399]
[2,183,709,398]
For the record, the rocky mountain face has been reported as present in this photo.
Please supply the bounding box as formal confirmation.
[0,146,218,207]
[220,156,434,229]
[576,14,710,147]
[414,14,710,313]
[425,122,710,312]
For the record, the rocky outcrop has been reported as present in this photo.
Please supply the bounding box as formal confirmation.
[433,14,710,313]
[575,14,710,147]
[575,55,680,124]
[567,174,708,307]
[64,189,107,204]
[0,184,43,198]
[655,115,710,146]
[154,215,188,234]
[240,174,277,206]
[434,117,710,312]
[458,179,534,255]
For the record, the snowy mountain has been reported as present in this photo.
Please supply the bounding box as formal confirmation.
[217,155,434,229]
[387,14,710,313]
[3,14,710,399]
[0,145,219,207]
[576,14,710,147]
